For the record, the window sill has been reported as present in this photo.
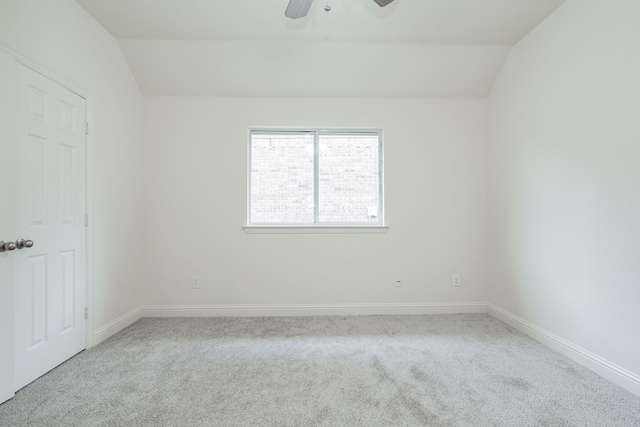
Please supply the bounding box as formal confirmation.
[242,225,389,234]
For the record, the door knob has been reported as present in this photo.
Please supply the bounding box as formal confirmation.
[16,239,34,249]
[0,241,17,252]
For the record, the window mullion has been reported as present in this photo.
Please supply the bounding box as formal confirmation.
[313,131,320,224]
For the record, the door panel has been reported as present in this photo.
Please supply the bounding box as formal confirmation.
[0,49,16,405]
[14,64,87,390]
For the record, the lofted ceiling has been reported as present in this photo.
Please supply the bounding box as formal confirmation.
[75,0,568,97]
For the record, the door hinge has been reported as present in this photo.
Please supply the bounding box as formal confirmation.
[84,307,88,320]
[85,213,89,227]
[85,122,89,135]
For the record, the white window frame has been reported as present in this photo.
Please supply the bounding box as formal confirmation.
[244,128,388,234]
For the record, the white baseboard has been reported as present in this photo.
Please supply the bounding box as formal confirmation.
[487,304,640,397]
[141,302,487,318]
[93,302,639,397]
[92,307,143,346]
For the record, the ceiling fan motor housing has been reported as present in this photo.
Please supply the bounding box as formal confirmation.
[286,0,395,19]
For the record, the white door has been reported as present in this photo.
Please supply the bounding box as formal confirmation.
[13,64,87,390]
[0,50,17,404]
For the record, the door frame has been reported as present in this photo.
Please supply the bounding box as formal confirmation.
[0,42,95,352]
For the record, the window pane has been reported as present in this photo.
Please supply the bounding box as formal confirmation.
[250,133,314,223]
[318,134,380,223]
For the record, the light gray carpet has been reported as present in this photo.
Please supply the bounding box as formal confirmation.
[0,314,639,426]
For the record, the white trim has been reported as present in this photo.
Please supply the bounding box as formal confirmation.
[84,98,95,348]
[93,307,143,346]
[142,302,486,317]
[0,43,90,101]
[243,225,389,234]
[487,304,640,397]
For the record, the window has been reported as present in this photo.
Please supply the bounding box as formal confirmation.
[248,129,383,227]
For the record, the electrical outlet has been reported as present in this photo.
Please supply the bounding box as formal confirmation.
[452,275,460,287]
[395,277,402,287]
[192,276,201,289]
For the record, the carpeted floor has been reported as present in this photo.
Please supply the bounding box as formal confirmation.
[0,314,639,426]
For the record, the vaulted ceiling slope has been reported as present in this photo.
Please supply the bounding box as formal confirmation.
[75,0,567,97]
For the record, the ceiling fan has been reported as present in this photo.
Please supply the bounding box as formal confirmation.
[285,0,395,19]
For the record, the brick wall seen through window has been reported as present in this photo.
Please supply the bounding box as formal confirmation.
[249,130,382,225]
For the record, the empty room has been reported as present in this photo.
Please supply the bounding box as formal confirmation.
[1,0,639,425]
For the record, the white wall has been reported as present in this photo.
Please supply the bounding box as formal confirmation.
[119,40,510,98]
[0,0,145,338]
[142,97,487,313]
[487,0,640,386]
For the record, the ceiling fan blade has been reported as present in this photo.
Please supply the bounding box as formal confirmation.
[372,0,395,6]
[285,0,314,19]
